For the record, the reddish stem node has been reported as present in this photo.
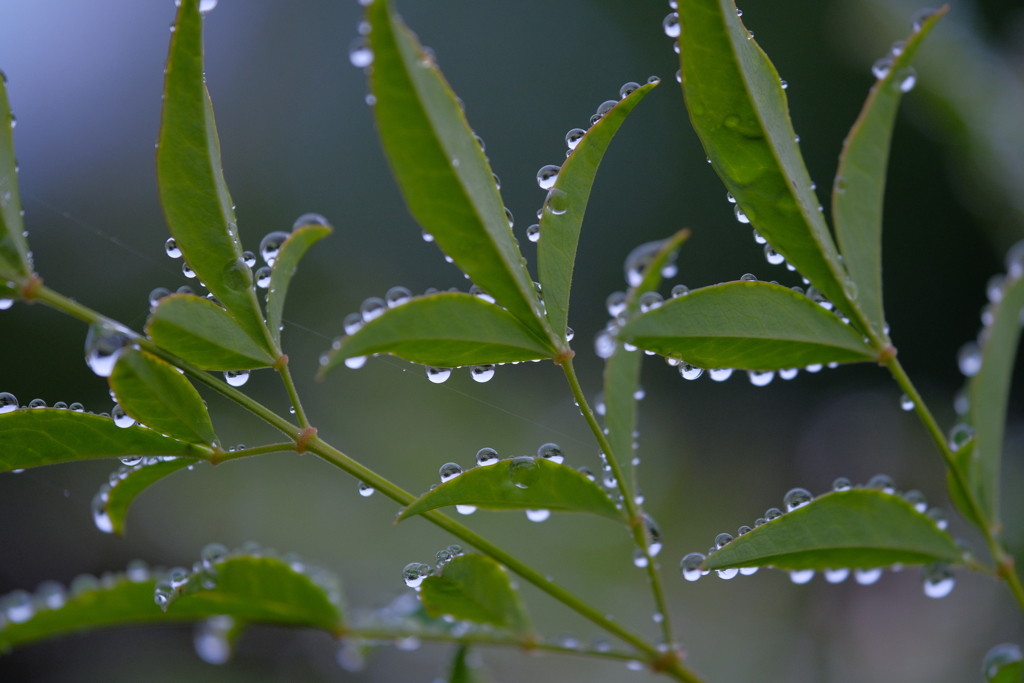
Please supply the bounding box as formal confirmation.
[295,427,318,454]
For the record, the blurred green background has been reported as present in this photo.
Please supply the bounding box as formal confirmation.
[2,0,1024,681]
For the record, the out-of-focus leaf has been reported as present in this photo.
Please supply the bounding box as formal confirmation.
[266,224,331,347]
[0,551,344,651]
[157,0,272,353]
[701,489,961,571]
[618,281,875,370]
[102,458,199,536]
[448,644,488,683]
[537,81,657,339]
[0,409,210,473]
[982,644,1024,683]
[318,293,554,376]
[396,456,622,523]
[0,73,31,280]
[147,294,276,371]
[677,0,859,324]
[832,9,946,336]
[365,0,548,340]
[419,554,530,636]
[110,350,216,446]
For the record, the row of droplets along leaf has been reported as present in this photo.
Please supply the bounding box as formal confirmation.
[401,544,466,590]
[90,455,194,533]
[678,475,956,599]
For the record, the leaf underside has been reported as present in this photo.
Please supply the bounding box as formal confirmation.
[266,224,332,347]
[420,554,531,636]
[701,489,961,571]
[0,75,30,281]
[105,458,198,536]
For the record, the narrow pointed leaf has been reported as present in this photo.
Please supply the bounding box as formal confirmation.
[0,409,210,473]
[618,281,875,370]
[605,231,689,466]
[158,0,272,353]
[833,9,946,335]
[449,645,488,683]
[537,81,657,339]
[420,554,531,635]
[266,224,331,347]
[366,0,547,339]
[677,0,859,324]
[147,294,277,371]
[701,489,961,571]
[103,457,199,536]
[110,349,217,446]
[0,552,343,651]
[0,74,31,281]
[319,293,555,376]
[397,456,621,523]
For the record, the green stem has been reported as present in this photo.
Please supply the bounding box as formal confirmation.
[278,360,310,429]
[884,355,1024,614]
[213,442,296,464]
[561,359,677,649]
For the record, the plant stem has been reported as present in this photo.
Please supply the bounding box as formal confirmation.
[277,360,310,429]
[884,355,1024,614]
[560,359,677,649]
[213,442,296,464]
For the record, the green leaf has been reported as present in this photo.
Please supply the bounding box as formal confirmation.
[0,551,343,652]
[266,224,331,347]
[396,456,622,523]
[537,81,657,339]
[366,0,548,341]
[110,349,217,447]
[0,73,31,281]
[677,0,859,325]
[618,281,875,370]
[318,293,555,376]
[701,489,961,571]
[102,457,199,536]
[449,644,488,683]
[147,294,277,371]
[832,9,946,336]
[0,409,210,474]
[157,0,272,354]
[604,231,690,466]
[963,270,1024,523]
[983,644,1024,683]
[420,554,531,635]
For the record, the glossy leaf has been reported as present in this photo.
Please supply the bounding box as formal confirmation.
[396,456,622,523]
[677,0,858,324]
[604,231,689,466]
[537,81,657,339]
[832,9,946,335]
[618,281,875,370]
[147,294,277,371]
[0,409,210,474]
[110,349,217,446]
[266,224,331,347]
[0,73,31,280]
[157,0,272,353]
[366,0,547,339]
[420,554,531,635]
[319,293,555,376]
[103,457,199,536]
[701,489,961,571]
[0,552,343,651]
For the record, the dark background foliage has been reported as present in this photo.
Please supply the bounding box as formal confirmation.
[1,0,1023,681]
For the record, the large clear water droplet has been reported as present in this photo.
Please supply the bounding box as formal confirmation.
[509,456,539,489]
[343,313,364,335]
[748,369,774,386]
[789,569,814,584]
[3,590,34,623]
[922,562,954,598]
[594,329,617,359]
[402,562,431,588]
[111,404,135,428]
[948,423,975,450]
[783,487,812,512]
[526,509,550,522]
[624,240,666,287]
[224,370,250,387]
[663,12,680,37]
[260,231,290,266]
[476,448,499,466]
[984,644,1023,681]
[537,442,563,464]
[824,567,849,583]
[471,364,495,382]
[867,474,896,494]
[854,567,882,585]
[958,342,982,376]
[565,128,586,150]
[639,291,663,313]
[680,553,706,582]
[349,38,374,68]
[606,291,628,316]
[537,165,560,190]
[619,81,640,99]
[165,237,182,258]
[426,367,451,383]
[0,392,17,413]
[385,286,411,308]
[544,188,569,215]
[254,267,271,288]
[439,462,463,482]
[360,297,386,322]
[708,368,732,382]
[85,323,131,378]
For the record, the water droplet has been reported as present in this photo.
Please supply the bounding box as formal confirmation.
[360,297,386,322]
[426,367,451,383]
[565,128,586,150]
[644,515,663,556]
[3,590,34,623]
[619,81,640,99]
[927,507,948,530]
[606,291,628,316]
[523,223,541,244]
[675,362,702,380]
[872,57,892,79]
[504,206,515,228]
[704,367,731,382]
[912,7,938,32]
[470,284,496,304]
[402,562,431,588]
[897,392,916,411]
[385,286,411,308]
[349,38,374,68]
[165,237,182,258]
[111,404,135,428]
[358,481,374,497]
[0,392,17,413]
[790,569,815,584]
[224,370,249,387]
[776,367,797,380]
[715,532,734,549]
[984,644,1023,681]
[748,369,774,386]
[193,615,234,665]
[639,291,663,313]
[902,489,927,513]
[537,164,560,190]
[537,442,563,464]
[92,488,113,533]
[764,245,785,265]
[828,477,851,492]
[421,230,434,242]
[824,567,849,583]
[867,474,896,494]
[734,205,750,224]
[784,487,812,512]
[254,266,271,288]
[624,240,670,287]
[764,507,782,521]
[919,562,954,598]
[509,456,540,489]
[85,323,132,378]
[470,364,495,383]
[259,231,290,266]
[439,462,463,483]
[633,549,649,568]
[895,66,916,92]
[526,508,551,522]
[948,423,975,450]
[594,329,617,359]
[663,12,680,37]
[472,447,499,467]
[343,313,363,335]
[544,188,569,215]
[958,342,982,376]
[853,567,882,585]
[456,505,476,515]
[336,639,366,672]
[740,273,757,282]
[627,660,644,672]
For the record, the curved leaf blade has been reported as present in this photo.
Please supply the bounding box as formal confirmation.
[618,281,875,370]
[266,224,331,347]
[319,293,555,376]
[0,409,210,473]
[833,9,946,335]
[157,0,272,354]
[701,489,961,571]
[147,294,277,371]
[110,350,217,446]
[397,456,621,523]
[449,644,487,683]
[677,0,858,324]
[537,81,657,339]
[366,0,547,339]
[103,457,199,536]
[0,74,31,281]
[420,554,531,636]
[0,552,343,652]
